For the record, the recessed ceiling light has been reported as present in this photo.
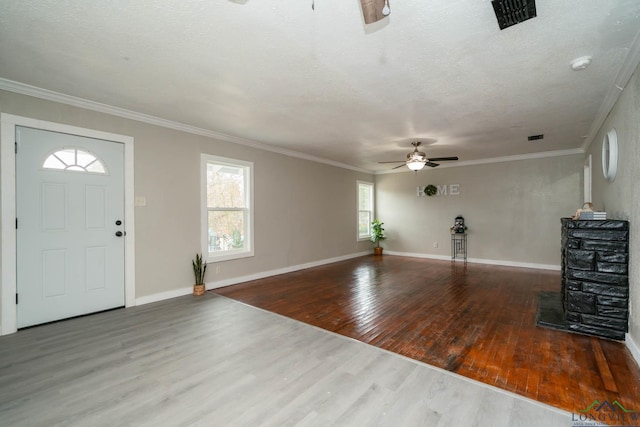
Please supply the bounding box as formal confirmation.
[570,56,592,71]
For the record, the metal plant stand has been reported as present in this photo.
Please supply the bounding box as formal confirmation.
[451,233,467,261]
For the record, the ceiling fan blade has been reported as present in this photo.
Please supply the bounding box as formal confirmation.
[392,164,406,170]
[427,156,458,161]
[378,160,406,164]
[426,162,440,168]
[360,0,387,24]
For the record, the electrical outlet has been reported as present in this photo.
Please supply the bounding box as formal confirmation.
[215,266,221,274]
[433,242,439,248]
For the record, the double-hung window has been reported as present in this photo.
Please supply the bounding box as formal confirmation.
[202,154,254,262]
[357,181,374,240]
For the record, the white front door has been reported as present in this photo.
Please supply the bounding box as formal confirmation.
[16,126,125,328]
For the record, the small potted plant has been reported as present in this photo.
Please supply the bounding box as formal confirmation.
[371,219,386,255]
[192,253,207,296]
[450,215,467,234]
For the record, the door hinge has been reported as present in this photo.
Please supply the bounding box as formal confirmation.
[15,218,18,229]
[16,293,18,305]
[14,141,17,154]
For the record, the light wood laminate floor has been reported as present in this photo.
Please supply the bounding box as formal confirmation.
[215,255,640,415]
[0,293,569,426]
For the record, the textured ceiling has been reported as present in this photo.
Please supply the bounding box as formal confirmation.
[1,0,639,172]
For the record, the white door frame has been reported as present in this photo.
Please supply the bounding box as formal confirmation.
[1,113,136,335]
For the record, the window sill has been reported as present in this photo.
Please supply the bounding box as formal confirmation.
[207,250,254,263]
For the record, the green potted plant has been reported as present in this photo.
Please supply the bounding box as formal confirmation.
[192,253,207,296]
[371,219,386,255]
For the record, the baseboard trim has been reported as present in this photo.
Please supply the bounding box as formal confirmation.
[135,287,193,306]
[135,251,370,306]
[626,333,640,367]
[205,251,371,290]
[135,250,559,306]
[384,251,560,271]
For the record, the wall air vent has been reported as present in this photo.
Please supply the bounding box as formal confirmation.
[492,0,537,30]
[527,134,544,141]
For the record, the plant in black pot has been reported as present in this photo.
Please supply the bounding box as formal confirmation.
[370,219,386,255]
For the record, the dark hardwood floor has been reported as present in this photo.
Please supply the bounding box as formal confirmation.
[214,255,640,414]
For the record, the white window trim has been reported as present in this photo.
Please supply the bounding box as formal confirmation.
[357,180,374,241]
[201,154,254,263]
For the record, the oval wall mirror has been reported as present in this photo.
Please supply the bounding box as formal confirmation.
[602,128,618,182]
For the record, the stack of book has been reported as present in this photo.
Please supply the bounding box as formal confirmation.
[579,211,607,220]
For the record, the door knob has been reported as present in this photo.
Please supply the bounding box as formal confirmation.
[115,220,122,226]
[115,231,123,237]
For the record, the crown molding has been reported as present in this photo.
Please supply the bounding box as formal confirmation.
[0,77,598,176]
[581,28,640,152]
[0,78,370,174]
[374,148,584,174]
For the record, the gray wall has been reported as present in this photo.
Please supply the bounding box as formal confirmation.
[375,155,583,267]
[0,90,374,301]
[4,75,635,342]
[585,64,640,345]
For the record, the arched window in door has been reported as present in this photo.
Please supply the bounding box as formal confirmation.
[43,148,107,174]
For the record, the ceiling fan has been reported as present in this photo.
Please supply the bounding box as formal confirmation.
[379,142,459,171]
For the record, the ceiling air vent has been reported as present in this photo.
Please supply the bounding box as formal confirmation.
[492,0,537,30]
[528,134,544,141]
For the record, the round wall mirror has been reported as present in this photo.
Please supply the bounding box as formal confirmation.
[602,128,618,182]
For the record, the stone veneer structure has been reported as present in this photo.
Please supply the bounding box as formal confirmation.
[560,218,629,340]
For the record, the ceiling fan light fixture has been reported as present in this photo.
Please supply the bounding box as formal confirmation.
[382,0,390,16]
[407,150,426,162]
[406,159,426,171]
[378,141,458,171]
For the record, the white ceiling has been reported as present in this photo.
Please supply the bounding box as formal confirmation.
[1,0,639,172]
